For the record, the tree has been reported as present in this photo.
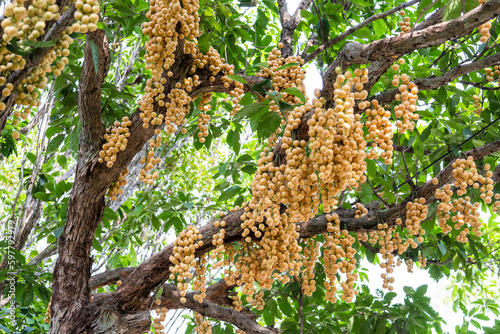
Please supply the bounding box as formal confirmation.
[1,0,500,333]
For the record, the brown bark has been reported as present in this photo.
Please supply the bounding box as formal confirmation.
[49,30,112,334]
[372,51,500,105]
[301,0,421,62]
[78,30,110,153]
[88,270,272,333]
[278,0,313,58]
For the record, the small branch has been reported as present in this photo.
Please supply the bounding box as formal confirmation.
[413,0,440,29]
[278,0,313,57]
[373,52,500,105]
[460,80,499,91]
[365,174,389,207]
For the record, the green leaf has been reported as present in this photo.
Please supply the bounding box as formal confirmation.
[279,297,294,317]
[443,0,462,21]
[33,192,51,202]
[352,26,371,39]
[0,325,11,334]
[218,185,241,202]
[198,33,211,54]
[462,128,473,139]
[414,285,428,299]
[257,111,282,139]
[21,283,34,307]
[112,4,138,16]
[282,87,306,103]
[226,75,248,85]
[46,134,65,154]
[350,0,368,6]
[438,87,447,103]
[365,246,376,263]
[373,19,386,36]
[375,319,387,333]
[232,129,241,155]
[359,183,372,204]
[475,314,490,321]
[253,62,269,69]
[275,62,299,71]
[155,286,164,300]
[23,39,55,48]
[6,38,31,56]
[437,241,447,255]
[89,40,100,74]
[34,284,51,303]
[233,102,269,122]
[169,216,184,234]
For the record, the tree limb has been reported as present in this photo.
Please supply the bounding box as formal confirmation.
[278,0,313,57]
[372,51,500,105]
[106,139,500,316]
[301,0,421,62]
[322,0,500,103]
[78,29,111,155]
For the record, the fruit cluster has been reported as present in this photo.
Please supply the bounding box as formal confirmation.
[323,214,358,302]
[1,0,99,139]
[107,167,129,201]
[398,10,411,34]
[72,0,100,33]
[193,312,212,334]
[98,117,132,168]
[168,225,204,303]
[478,20,491,43]
[152,301,167,333]
[435,157,494,241]
[472,94,482,115]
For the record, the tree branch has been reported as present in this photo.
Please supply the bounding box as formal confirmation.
[322,0,500,103]
[78,29,111,155]
[345,0,499,64]
[104,139,500,316]
[301,0,421,62]
[278,0,313,57]
[372,51,500,105]
[148,282,277,334]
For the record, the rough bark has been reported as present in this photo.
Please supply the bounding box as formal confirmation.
[78,30,110,153]
[278,0,313,58]
[49,30,112,334]
[372,51,500,105]
[301,0,421,62]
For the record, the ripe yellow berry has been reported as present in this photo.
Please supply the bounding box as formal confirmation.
[12,131,20,139]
